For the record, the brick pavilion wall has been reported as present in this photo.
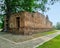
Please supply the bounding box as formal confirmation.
[23,12,52,34]
[4,11,52,34]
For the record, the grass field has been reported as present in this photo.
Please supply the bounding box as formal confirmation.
[37,35,60,48]
[32,30,58,38]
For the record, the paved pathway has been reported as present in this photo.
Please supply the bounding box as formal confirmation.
[0,31,60,48]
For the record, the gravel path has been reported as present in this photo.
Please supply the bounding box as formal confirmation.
[0,31,60,48]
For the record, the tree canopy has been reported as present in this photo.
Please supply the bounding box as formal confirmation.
[0,0,59,15]
[56,22,60,30]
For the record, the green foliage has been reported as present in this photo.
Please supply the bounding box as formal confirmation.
[56,22,60,30]
[52,26,56,30]
[37,35,60,48]
[0,23,4,28]
[4,0,48,13]
[0,0,59,14]
[0,15,4,28]
[0,23,2,28]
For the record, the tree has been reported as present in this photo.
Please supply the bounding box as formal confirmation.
[52,25,56,30]
[0,0,59,31]
[0,15,4,28]
[56,22,60,30]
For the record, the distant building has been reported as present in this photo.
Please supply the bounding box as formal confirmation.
[4,11,52,35]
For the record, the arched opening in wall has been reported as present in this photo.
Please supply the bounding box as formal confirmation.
[16,17,20,30]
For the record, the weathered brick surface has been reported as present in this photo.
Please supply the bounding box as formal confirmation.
[4,11,52,34]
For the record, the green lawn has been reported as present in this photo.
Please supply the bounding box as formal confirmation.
[32,30,59,38]
[37,35,60,48]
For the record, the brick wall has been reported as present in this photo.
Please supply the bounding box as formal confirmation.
[4,11,52,34]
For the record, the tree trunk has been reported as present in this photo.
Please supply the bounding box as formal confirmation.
[3,0,11,32]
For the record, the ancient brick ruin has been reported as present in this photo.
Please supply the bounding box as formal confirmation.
[4,11,52,35]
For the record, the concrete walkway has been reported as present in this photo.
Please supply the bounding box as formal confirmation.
[0,31,60,48]
[13,31,60,48]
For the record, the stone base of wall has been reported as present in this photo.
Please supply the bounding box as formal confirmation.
[23,28,52,35]
[8,27,52,35]
[8,28,24,35]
